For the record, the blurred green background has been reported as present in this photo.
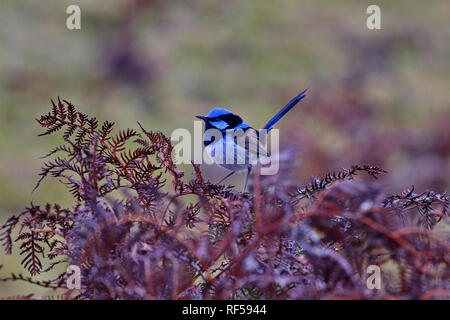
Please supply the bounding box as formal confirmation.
[1,0,449,298]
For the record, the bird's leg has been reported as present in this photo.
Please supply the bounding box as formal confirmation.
[215,171,235,184]
[242,167,252,193]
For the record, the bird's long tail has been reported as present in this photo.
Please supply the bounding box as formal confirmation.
[263,88,308,131]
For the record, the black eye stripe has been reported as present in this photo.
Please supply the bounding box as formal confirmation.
[209,114,243,128]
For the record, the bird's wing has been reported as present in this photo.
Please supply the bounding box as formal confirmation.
[246,129,268,156]
[236,129,270,165]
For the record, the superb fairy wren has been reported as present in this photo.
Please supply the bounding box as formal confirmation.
[196,89,307,193]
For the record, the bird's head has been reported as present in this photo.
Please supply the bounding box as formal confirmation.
[196,108,250,131]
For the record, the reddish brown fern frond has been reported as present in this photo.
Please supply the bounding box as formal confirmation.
[1,99,448,300]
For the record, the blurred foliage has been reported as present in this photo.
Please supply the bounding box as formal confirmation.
[0,0,449,297]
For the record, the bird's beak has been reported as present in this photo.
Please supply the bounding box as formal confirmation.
[196,115,206,120]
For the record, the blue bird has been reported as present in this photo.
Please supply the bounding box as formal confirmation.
[196,89,307,193]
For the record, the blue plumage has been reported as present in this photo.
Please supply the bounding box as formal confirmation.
[205,108,233,118]
[196,89,308,192]
[263,88,308,130]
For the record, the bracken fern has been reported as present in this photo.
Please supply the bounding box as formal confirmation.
[0,98,448,300]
